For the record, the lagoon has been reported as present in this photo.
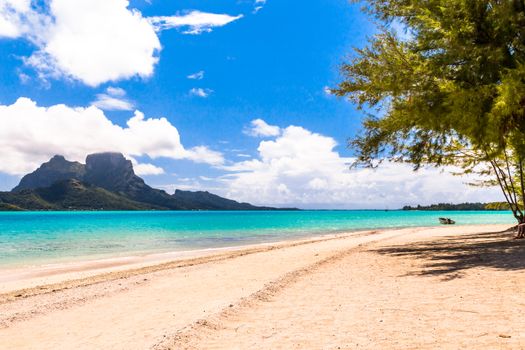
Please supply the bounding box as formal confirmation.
[0,210,514,267]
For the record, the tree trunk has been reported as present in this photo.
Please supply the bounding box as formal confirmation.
[516,222,525,239]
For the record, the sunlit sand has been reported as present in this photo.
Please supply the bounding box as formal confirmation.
[1,224,523,349]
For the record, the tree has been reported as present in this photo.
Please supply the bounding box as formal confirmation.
[334,0,525,237]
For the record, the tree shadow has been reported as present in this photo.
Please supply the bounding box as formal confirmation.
[373,230,525,280]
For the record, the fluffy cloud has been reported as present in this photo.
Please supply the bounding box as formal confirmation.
[24,0,161,87]
[0,1,241,86]
[0,97,224,175]
[149,11,243,35]
[130,159,165,176]
[243,118,281,137]
[91,87,134,111]
[221,122,502,208]
[189,87,213,98]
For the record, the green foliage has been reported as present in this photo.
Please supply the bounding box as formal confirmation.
[0,180,156,211]
[34,180,158,210]
[484,201,512,210]
[402,202,510,210]
[0,203,23,211]
[335,0,525,224]
[0,191,56,210]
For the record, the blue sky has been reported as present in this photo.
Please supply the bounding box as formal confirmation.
[0,0,502,208]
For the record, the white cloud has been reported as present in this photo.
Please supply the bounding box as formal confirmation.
[156,177,224,193]
[91,95,133,111]
[0,2,241,86]
[149,10,243,35]
[221,123,502,209]
[0,97,224,175]
[91,87,134,111]
[0,0,27,38]
[189,87,213,98]
[23,0,161,87]
[243,118,281,137]
[187,70,204,80]
[253,0,266,14]
[129,160,165,176]
[184,145,223,165]
[0,0,40,39]
[18,72,30,84]
[106,87,126,97]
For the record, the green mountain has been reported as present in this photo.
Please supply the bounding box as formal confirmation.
[1,152,281,211]
[172,189,275,210]
[1,179,156,210]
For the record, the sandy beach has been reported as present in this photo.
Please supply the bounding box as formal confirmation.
[1,224,524,349]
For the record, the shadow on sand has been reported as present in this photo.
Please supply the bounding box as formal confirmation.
[374,229,525,280]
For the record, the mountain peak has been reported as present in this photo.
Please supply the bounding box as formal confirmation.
[86,152,128,163]
[49,155,67,162]
[13,155,85,192]
[85,152,134,176]
[84,152,142,194]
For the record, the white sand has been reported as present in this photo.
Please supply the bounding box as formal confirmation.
[1,224,523,349]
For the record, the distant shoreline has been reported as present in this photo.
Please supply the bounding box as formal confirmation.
[0,208,514,212]
[402,202,510,211]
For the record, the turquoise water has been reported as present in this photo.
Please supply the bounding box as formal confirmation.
[0,210,515,267]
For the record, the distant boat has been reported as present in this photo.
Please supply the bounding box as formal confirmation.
[439,217,456,225]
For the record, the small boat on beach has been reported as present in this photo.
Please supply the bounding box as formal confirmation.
[439,217,455,225]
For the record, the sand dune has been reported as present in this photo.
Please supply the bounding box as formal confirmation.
[1,224,524,349]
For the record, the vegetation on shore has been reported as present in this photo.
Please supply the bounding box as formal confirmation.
[402,202,510,211]
[335,0,525,237]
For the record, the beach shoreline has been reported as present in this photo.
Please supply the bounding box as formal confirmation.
[0,221,514,293]
[0,228,379,295]
[1,223,524,349]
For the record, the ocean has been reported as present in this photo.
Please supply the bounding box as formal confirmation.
[0,210,515,267]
